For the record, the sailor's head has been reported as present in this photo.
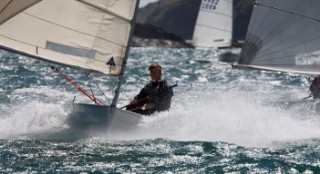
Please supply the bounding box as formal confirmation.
[149,64,162,81]
[149,64,162,71]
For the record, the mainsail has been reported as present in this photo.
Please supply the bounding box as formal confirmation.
[192,0,233,48]
[0,0,138,76]
[237,0,320,75]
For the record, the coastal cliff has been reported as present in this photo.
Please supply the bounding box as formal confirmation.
[132,0,253,48]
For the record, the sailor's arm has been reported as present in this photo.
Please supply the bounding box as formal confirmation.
[131,84,149,104]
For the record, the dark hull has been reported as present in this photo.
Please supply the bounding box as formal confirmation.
[65,103,142,132]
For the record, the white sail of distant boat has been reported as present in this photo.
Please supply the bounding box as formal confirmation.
[192,0,233,48]
[0,0,141,131]
[235,0,320,75]
[192,0,241,62]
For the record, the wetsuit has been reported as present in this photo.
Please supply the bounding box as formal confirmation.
[310,77,320,99]
[126,80,173,115]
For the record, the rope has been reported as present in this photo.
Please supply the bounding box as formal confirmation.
[50,66,103,105]
[255,2,320,23]
[87,74,112,104]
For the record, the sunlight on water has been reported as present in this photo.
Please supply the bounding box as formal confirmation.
[104,86,320,147]
[0,101,68,138]
[1,48,320,148]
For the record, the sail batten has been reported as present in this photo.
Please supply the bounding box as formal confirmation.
[238,0,320,74]
[196,24,231,33]
[0,0,138,76]
[0,0,41,25]
[234,64,320,75]
[76,0,133,22]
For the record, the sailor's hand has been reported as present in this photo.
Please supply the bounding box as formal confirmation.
[130,100,139,105]
[144,103,154,110]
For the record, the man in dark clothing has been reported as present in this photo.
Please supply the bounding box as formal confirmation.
[310,76,320,99]
[126,64,174,115]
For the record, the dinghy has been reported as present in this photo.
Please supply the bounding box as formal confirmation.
[0,0,142,130]
[233,0,320,108]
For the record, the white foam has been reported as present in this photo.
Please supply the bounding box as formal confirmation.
[106,86,320,148]
[0,101,68,138]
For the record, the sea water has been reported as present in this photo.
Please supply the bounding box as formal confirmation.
[1,48,320,173]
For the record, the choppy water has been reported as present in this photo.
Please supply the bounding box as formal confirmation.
[1,48,320,173]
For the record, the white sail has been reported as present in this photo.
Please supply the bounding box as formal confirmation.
[238,0,320,74]
[0,0,138,76]
[192,0,233,48]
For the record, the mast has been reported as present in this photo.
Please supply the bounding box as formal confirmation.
[111,0,140,107]
[231,0,234,47]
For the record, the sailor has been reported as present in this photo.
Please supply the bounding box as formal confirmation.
[126,64,174,115]
[309,75,320,99]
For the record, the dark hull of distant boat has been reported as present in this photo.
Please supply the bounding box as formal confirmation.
[219,52,240,63]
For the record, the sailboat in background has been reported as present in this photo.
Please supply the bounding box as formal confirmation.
[234,0,320,74]
[233,0,320,107]
[192,0,242,62]
[0,0,141,131]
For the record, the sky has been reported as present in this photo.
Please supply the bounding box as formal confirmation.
[139,0,159,7]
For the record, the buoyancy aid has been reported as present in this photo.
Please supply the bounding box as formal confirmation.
[310,76,320,99]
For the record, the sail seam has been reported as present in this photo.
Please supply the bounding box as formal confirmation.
[75,0,131,22]
[196,24,232,33]
[0,0,13,13]
[22,11,125,49]
[89,13,106,65]
[199,10,232,18]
